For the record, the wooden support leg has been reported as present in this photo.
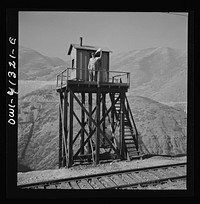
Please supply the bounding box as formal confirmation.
[67,91,74,168]
[80,93,85,155]
[87,93,92,154]
[58,98,63,168]
[110,93,115,132]
[120,92,125,159]
[63,90,68,167]
[95,89,101,165]
[102,93,106,144]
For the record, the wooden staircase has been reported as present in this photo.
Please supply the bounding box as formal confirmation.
[113,93,140,160]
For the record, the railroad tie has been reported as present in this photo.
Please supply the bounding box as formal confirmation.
[69,180,80,189]
[77,179,93,189]
[109,174,128,186]
[98,176,117,188]
[90,178,105,189]
[56,182,72,189]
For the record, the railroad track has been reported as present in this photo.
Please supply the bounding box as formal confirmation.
[18,162,186,189]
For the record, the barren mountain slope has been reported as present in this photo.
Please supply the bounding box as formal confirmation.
[129,96,187,155]
[111,47,187,103]
[19,46,69,80]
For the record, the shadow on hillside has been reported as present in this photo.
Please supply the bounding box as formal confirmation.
[18,163,33,172]
[141,153,187,159]
[18,122,35,164]
[137,132,186,159]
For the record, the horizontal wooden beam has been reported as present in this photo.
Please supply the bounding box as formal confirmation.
[65,85,128,93]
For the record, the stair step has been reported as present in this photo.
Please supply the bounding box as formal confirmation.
[125,140,134,142]
[125,140,135,143]
[128,150,140,155]
[127,149,137,154]
[128,153,139,157]
[124,135,133,138]
[124,132,134,135]
[126,145,136,149]
[128,154,141,159]
[127,147,137,151]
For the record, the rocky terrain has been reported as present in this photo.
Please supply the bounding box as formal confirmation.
[17,46,187,172]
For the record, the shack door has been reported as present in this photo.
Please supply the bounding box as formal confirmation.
[78,50,89,81]
[99,52,109,82]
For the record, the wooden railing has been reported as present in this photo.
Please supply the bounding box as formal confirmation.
[56,68,130,89]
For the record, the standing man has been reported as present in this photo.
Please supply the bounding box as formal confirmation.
[88,48,102,82]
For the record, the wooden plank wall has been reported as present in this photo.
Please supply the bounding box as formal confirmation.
[76,49,110,82]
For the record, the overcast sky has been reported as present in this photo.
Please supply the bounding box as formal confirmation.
[19,12,188,61]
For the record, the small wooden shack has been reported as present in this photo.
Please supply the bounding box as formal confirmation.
[67,37,112,82]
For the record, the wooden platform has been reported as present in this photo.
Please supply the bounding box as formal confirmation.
[56,80,129,93]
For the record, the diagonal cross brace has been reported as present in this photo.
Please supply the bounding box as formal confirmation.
[73,97,118,145]
[73,111,89,140]
[73,101,119,157]
[72,99,98,145]
[73,128,96,158]
[59,96,68,163]
[68,87,121,158]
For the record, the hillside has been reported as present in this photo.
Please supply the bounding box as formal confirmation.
[111,47,187,103]
[18,86,187,172]
[18,80,56,98]
[19,46,69,80]
[128,96,187,155]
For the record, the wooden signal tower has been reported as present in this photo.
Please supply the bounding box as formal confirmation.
[56,38,140,168]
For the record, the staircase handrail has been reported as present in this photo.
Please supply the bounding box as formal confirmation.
[125,95,138,140]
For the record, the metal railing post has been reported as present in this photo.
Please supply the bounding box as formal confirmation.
[67,68,69,85]
[127,72,130,87]
[57,68,131,87]
[97,70,100,87]
[61,73,63,89]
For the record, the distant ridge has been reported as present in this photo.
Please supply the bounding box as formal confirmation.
[19,46,69,81]
[111,47,187,103]
[19,46,187,103]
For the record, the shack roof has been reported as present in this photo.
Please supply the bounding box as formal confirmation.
[67,43,112,55]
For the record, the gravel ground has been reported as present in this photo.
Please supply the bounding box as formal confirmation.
[17,155,186,187]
